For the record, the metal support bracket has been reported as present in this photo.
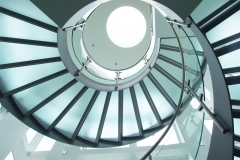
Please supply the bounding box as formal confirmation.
[143,55,151,68]
[115,70,121,90]
[75,57,91,76]
[166,19,192,28]
[198,93,204,111]
[184,81,229,134]
[63,21,86,31]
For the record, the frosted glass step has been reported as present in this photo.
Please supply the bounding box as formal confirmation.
[156,59,182,83]
[0,0,56,26]
[191,0,229,24]
[0,14,57,42]
[134,83,158,129]
[123,88,139,137]
[33,82,83,129]
[78,92,107,142]
[12,73,72,114]
[219,49,240,69]
[151,68,181,105]
[0,43,59,64]
[143,77,175,119]
[101,91,119,141]
[55,88,95,138]
[206,11,240,43]
[0,62,65,92]
[228,84,240,100]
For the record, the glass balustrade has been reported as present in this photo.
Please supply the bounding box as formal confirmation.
[68,20,159,83]
[140,18,206,160]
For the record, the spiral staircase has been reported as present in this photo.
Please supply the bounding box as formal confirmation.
[0,0,240,159]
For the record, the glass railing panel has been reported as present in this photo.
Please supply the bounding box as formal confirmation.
[153,103,205,160]
[71,27,158,81]
[206,10,240,43]
[172,25,204,95]
[190,0,229,24]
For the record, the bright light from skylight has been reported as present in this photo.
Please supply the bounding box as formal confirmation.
[106,6,147,48]
[26,128,37,144]
[35,136,56,151]
[204,120,213,135]
[137,126,179,146]
[4,151,14,160]
[205,87,211,102]
[190,98,200,109]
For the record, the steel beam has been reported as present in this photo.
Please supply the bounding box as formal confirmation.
[0,57,61,69]
[0,37,57,47]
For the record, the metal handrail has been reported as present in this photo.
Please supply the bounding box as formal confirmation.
[184,81,229,134]
[140,21,186,160]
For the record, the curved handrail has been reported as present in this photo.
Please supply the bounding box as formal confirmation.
[140,21,186,160]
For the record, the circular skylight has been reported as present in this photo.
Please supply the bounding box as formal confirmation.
[106,6,147,48]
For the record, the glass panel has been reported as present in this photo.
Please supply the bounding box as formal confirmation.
[151,68,181,104]
[0,14,56,42]
[0,43,59,64]
[70,27,158,82]
[33,82,83,129]
[35,136,56,151]
[12,73,72,114]
[134,83,158,130]
[55,87,95,138]
[143,77,175,120]
[191,0,229,24]
[206,11,240,43]
[0,62,65,93]
[78,92,107,142]
[101,91,119,141]
[234,118,240,135]
[219,49,240,69]
[228,84,240,100]
[153,105,205,160]
[0,0,56,26]
[122,88,139,137]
